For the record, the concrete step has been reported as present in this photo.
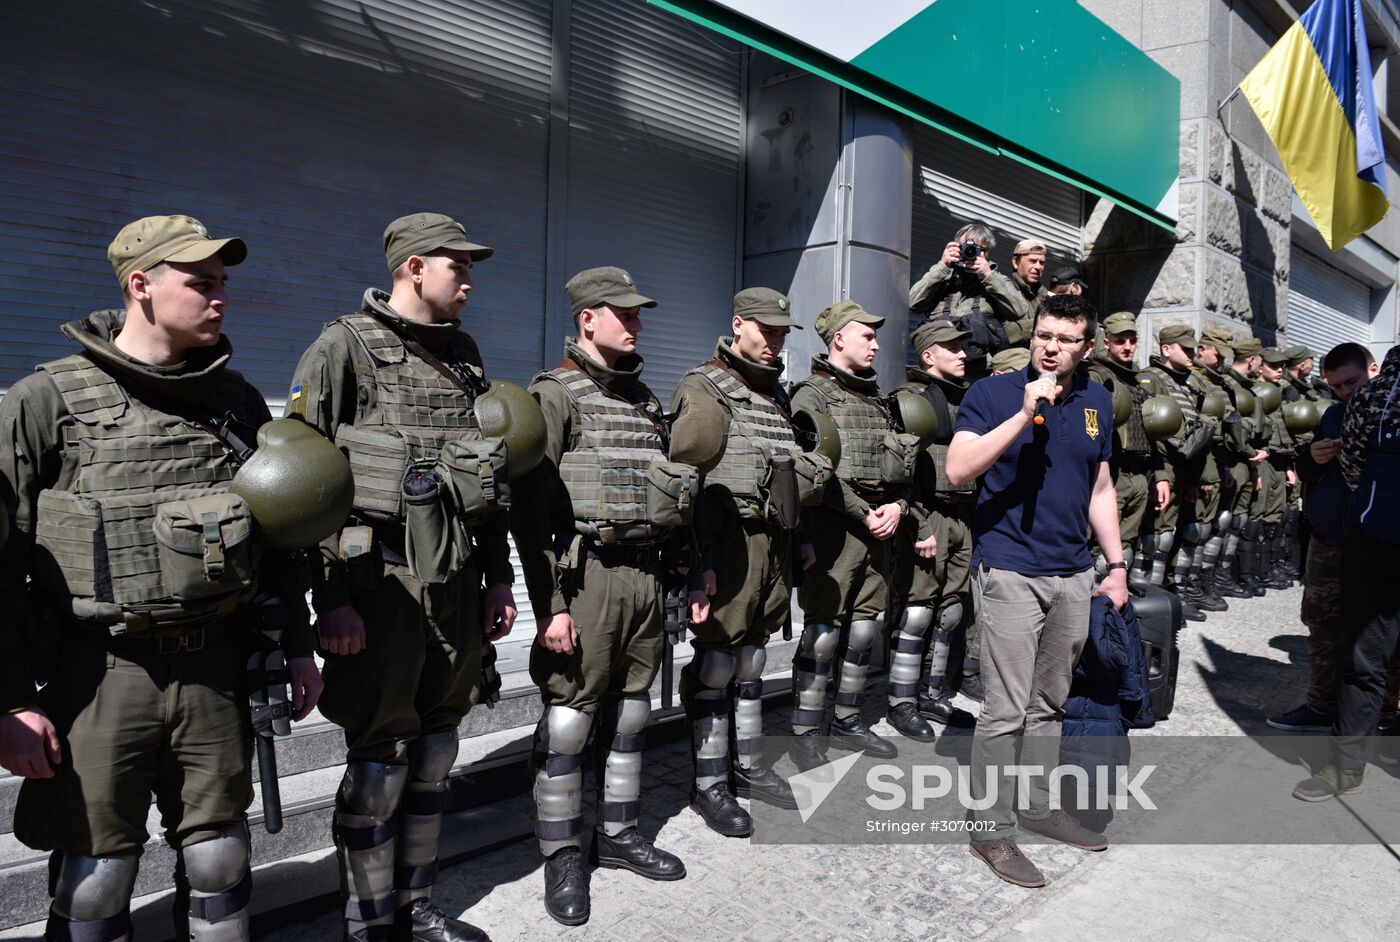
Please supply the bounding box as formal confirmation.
[0,638,803,932]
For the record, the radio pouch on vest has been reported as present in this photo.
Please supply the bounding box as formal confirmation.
[646,460,699,528]
[763,453,802,530]
[879,432,921,485]
[438,437,511,525]
[793,451,833,506]
[153,493,259,602]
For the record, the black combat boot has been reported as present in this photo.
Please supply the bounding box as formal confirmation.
[689,781,752,837]
[916,692,976,728]
[886,702,937,743]
[396,899,491,942]
[590,827,686,881]
[732,762,799,810]
[829,713,898,758]
[542,848,589,926]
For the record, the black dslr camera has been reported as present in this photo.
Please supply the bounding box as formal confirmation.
[959,240,982,265]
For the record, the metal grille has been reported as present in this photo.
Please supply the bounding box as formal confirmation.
[1287,248,1377,372]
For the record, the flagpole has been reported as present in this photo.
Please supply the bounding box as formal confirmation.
[1216,85,1243,123]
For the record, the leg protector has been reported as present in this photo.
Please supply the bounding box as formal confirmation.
[1238,517,1263,578]
[791,622,838,734]
[599,695,649,836]
[49,852,139,942]
[684,651,736,789]
[834,619,882,719]
[1134,533,1156,584]
[1221,513,1245,577]
[888,607,932,705]
[1190,522,1212,572]
[1151,528,1175,585]
[396,730,458,907]
[1174,523,1202,587]
[534,706,591,857]
[923,601,965,700]
[334,761,409,934]
[732,645,767,770]
[176,825,252,942]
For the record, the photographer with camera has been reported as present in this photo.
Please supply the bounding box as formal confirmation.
[909,222,1029,378]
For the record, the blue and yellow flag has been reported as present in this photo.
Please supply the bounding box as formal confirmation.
[1239,0,1389,251]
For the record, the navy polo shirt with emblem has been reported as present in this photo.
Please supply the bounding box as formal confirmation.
[955,366,1114,576]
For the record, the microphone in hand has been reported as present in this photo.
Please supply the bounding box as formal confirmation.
[1033,371,1054,426]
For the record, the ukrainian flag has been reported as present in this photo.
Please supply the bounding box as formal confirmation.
[1240,0,1390,251]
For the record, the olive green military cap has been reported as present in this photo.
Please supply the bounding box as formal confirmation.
[1233,335,1263,357]
[565,266,657,316]
[1261,345,1290,365]
[1157,323,1197,349]
[1102,311,1139,336]
[1283,343,1313,366]
[1012,238,1047,256]
[384,212,493,271]
[990,347,1032,372]
[108,215,247,286]
[911,318,971,353]
[733,287,801,328]
[814,299,884,345]
[1198,326,1234,358]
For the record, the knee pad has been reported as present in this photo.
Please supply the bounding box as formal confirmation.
[1154,530,1175,555]
[180,825,250,893]
[848,619,881,651]
[798,622,839,660]
[338,761,409,820]
[691,649,737,689]
[1137,532,1156,557]
[1243,518,1263,540]
[1181,522,1205,543]
[544,705,592,756]
[898,606,933,637]
[936,600,965,633]
[51,853,140,922]
[408,730,459,784]
[1216,509,1232,532]
[735,644,766,682]
[615,694,650,736]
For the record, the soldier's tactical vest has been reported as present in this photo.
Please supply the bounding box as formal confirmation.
[795,369,894,492]
[901,371,977,497]
[332,312,484,523]
[690,362,798,515]
[32,355,259,632]
[1088,360,1151,459]
[538,365,668,542]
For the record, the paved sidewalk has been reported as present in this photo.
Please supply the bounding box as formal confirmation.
[258,584,1400,942]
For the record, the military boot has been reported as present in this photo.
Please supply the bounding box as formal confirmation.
[732,762,799,810]
[396,899,490,942]
[828,713,898,758]
[542,848,589,926]
[1189,569,1228,612]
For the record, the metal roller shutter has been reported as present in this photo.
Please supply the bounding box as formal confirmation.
[561,0,744,403]
[1286,248,1376,372]
[910,123,1084,280]
[0,0,553,394]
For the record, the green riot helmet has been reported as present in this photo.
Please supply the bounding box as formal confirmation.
[1282,399,1320,434]
[1252,381,1282,414]
[1141,395,1185,442]
[1199,387,1230,420]
[230,417,355,551]
[669,393,729,475]
[1109,378,1133,427]
[476,380,547,480]
[792,408,842,469]
[1233,386,1256,417]
[890,388,939,448]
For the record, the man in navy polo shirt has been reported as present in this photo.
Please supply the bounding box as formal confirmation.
[946,294,1129,887]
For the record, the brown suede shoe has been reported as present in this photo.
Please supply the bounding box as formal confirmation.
[969,839,1046,887]
[1018,810,1109,851]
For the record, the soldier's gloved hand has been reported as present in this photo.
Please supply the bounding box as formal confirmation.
[914,533,938,559]
[483,583,518,642]
[316,604,366,656]
[539,611,578,655]
[799,543,817,571]
[0,708,62,779]
[287,657,323,722]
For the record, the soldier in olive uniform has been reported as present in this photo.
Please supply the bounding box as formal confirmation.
[1253,347,1300,590]
[789,301,925,766]
[1283,344,1324,581]
[989,347,1032,375]
[1004,239,1051,349]
[514,268,688,926]
[0,216,321,941]
[670,288,811,835]
[896,319,982,718]
[1138,324,1219,621]
[288,213,516,942]
[1188,330,1257,602]
[1085,312,1166,581]
[1205,329,1272,597]
[1227,335,1273,594]
[909,223,1030,378]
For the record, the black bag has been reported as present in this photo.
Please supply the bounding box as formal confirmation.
[1131,583,1182,719]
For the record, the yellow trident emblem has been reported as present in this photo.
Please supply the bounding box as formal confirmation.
[1084,408,1100,439]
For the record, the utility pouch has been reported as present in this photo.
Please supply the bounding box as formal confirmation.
[333,425,411,522]
[403,462,471,584]
[879,431,921,485]
[646,460,700,528]
[792,451,833,507]
[763,453,801,531]
[153,493,259,602]
[438,437,511,526]
[338,525,381,592]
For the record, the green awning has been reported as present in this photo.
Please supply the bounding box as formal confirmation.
[649,0,1181,230]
